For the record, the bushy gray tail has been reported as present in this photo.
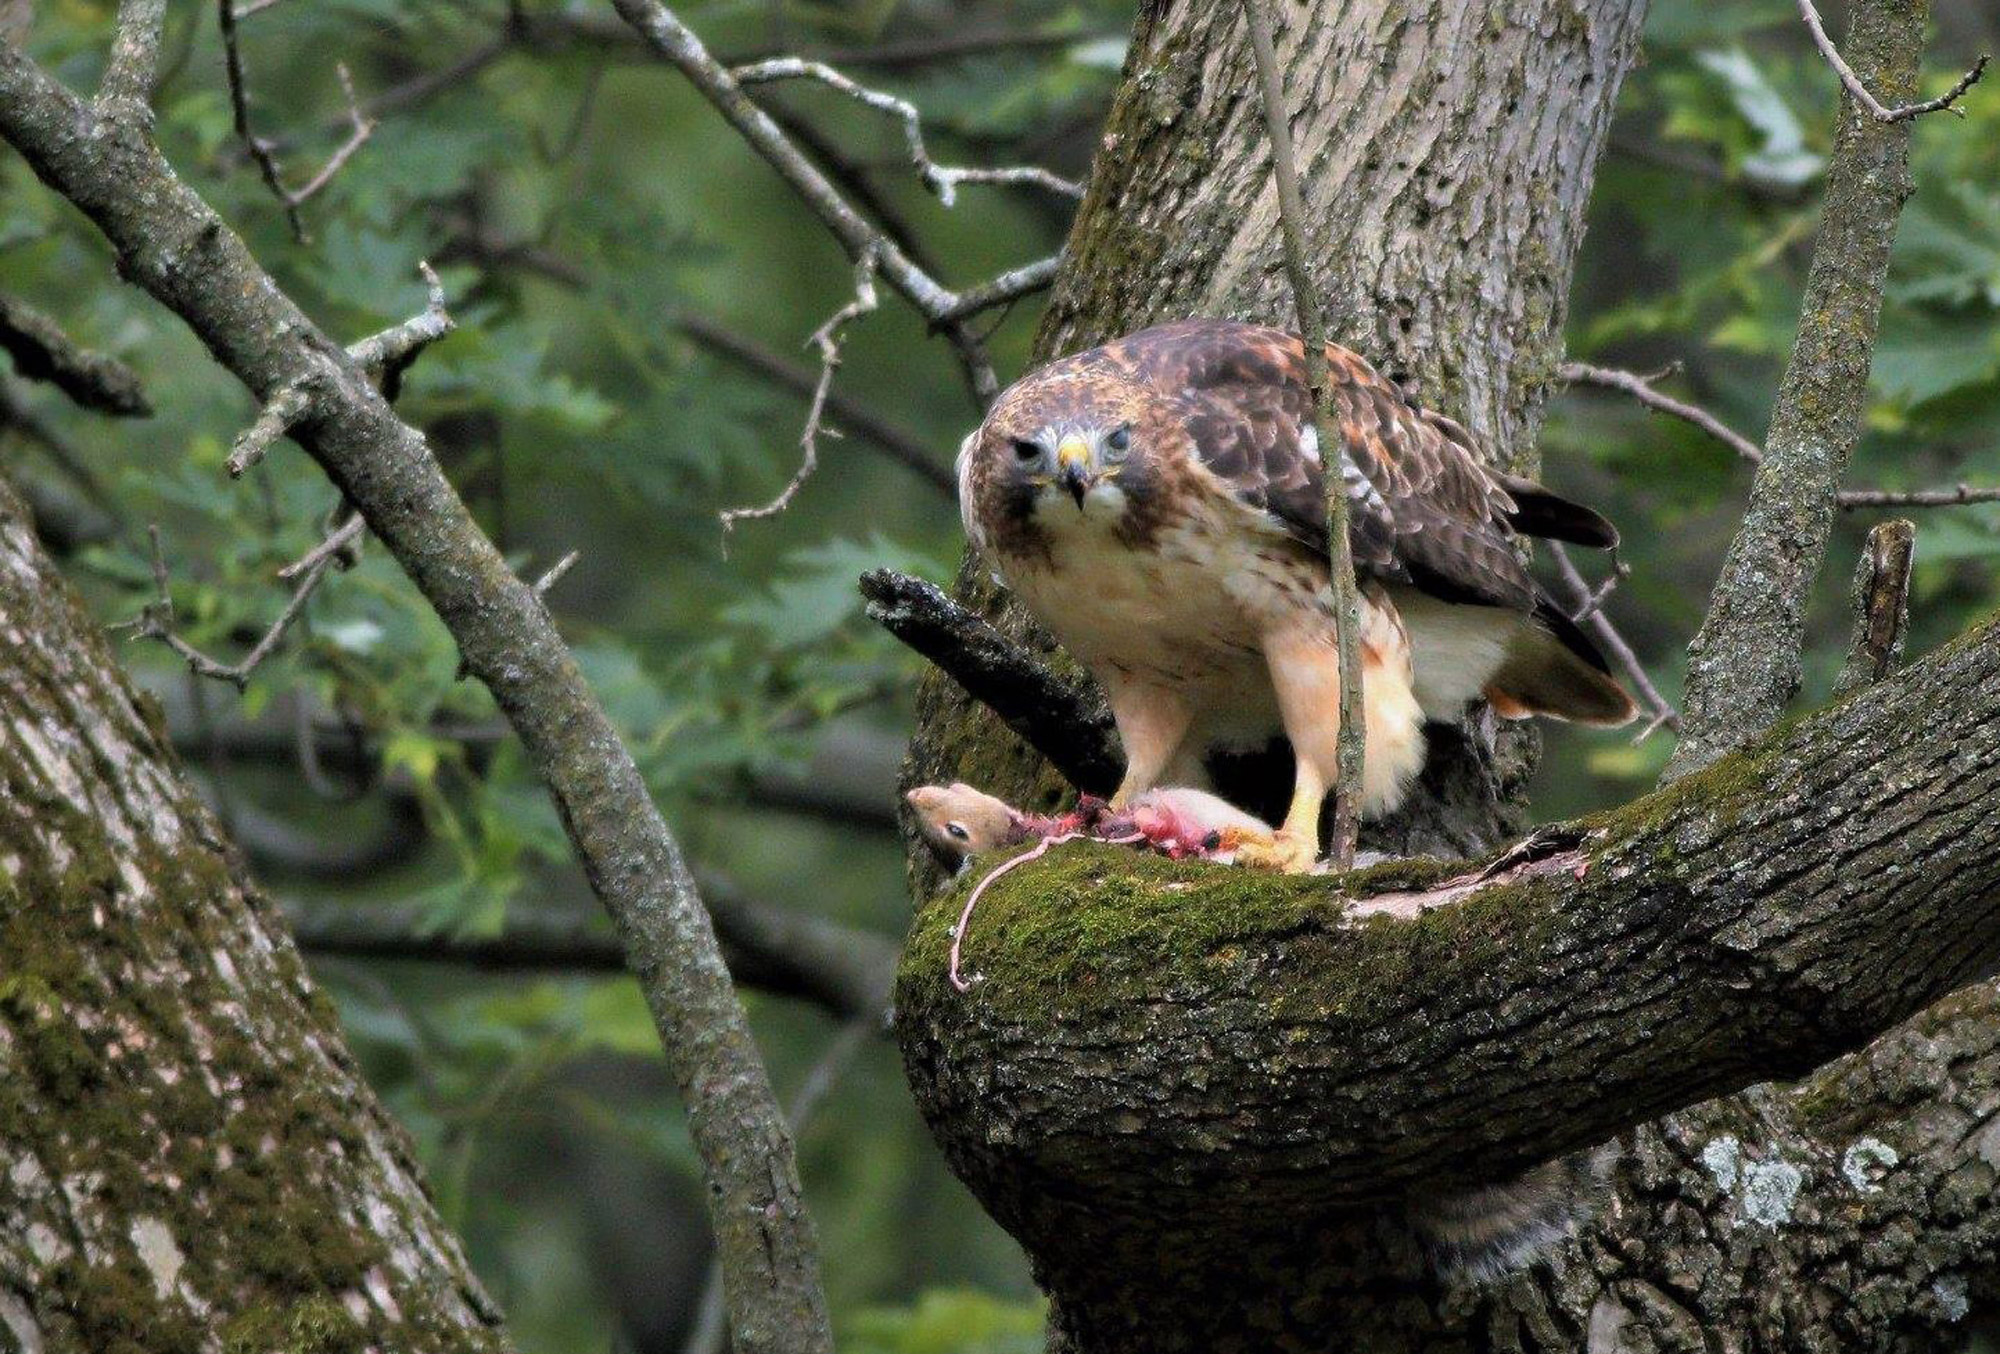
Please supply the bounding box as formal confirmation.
[1408,1148,1611,1283]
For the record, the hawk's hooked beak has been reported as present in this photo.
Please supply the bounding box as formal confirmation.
[1055,436,1090,508]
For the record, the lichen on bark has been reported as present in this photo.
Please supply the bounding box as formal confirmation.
[0,473,508,1353]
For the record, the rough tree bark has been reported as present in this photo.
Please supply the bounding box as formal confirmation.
[0,472,509,1353]
[896,0,2000,1349]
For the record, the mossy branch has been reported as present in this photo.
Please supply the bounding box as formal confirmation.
[899,603,2000,1342]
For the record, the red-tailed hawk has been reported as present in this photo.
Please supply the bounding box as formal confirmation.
[958,319,1635,871]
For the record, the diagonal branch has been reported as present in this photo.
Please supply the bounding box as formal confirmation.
[1240,0,1364,867]
[0,293,151,415]
[859,568,1120,795]
[730,57,1083,206]
[0,45,831,1354]
[1798,0,1987,123]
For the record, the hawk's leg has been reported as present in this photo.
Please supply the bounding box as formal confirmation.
[1102,674,1194,810]
[1261,622,1342,872]
[1261,592,1426,872]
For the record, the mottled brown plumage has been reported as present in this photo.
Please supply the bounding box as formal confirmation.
[959,319,1633,869]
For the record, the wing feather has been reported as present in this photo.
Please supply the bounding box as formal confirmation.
[1098,319,1541,611]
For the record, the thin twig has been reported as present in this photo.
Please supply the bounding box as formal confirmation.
[1560,361,1763,466]
[671,313,953,496]
[347,261,456,394]
[721,253,880,534]
[1562,361,2000,510]
[282,64,376,207]
[610,0,1043,406]
[1240,0,1363,868]
[227,381,314,478]
[125,517,358,690]
[218,0,304,240]
[278,512,365,579]
[1547,542,1681,742]
[532,549,581,598]
[1798,0,1987,123]
[731,58,1083,205]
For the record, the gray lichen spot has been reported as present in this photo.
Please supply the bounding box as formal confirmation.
[1700,1134,1742,1191]
[1840,1136,1899,1194]
[1740,1157,1804,1229]
[1932,1274,1970,1323]
[1585,1292,1633,1353]
[130,1214,186,1300]
[0,1289,42,1354]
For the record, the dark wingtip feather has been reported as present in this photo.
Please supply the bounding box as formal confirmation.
[1498,473,1620,549]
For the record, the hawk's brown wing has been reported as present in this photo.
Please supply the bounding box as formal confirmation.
[1097,319,1595,615]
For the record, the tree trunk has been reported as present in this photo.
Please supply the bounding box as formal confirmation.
[0,474,508,1352]
[896,0,2000,1350]
[904,0,1650,881]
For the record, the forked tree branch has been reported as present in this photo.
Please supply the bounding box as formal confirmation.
[609,0,1073,405]
[0,40,830,1354]
[1797,0,1986,123]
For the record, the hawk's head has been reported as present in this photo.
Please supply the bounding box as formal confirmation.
[968,370,1161,525]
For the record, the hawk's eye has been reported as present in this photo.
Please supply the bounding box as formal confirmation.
[1105,425,1132,459]
[946,822,970,842]
[1010,438,1042,463]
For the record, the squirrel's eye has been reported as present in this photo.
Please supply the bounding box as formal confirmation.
[946,822,970,841]
[1105,425,1131,457]
[1011,439,1042,462]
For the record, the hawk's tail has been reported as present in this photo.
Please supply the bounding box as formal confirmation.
[1484,599,1638,727]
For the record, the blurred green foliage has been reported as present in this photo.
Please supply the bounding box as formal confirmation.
[4,0,2000,1348]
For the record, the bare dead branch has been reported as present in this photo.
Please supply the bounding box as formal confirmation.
[609,0,1057,405]
[126,515,359,690]
[1839,482,2000,508]
[1562,361,2000,510]
[1559,360,1764,466]
[347,260,455,381]
[1547,541,1681,741]
[98,0,169,115]
[0,293,151,415]
[1833,519,1915,697]
[277,511,365,580]
[1240,0,1364,867]
[721,253,880,534]
[1798,0,1987,123]
[532,549,580,598]
[671,313,953,496]
[232,0,289,17]
[737,28,1095,71]
[731,58,1083,205]
[217,12,376,239]
[933,254,1061,325]
[1667,0,1929,782]
[218,0,303,239]
[859,568,1120,795]
[282,64,376,207]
